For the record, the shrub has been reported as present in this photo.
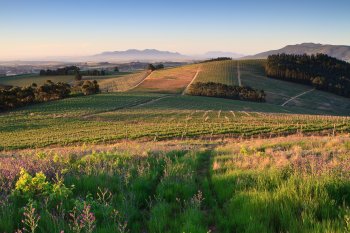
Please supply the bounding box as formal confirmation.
[13,169,73,202]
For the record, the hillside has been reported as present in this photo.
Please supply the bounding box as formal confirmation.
[244,43,350,62]
[189,60,350,115]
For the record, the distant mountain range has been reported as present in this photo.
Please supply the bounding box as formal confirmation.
[92,49,189,62]
[91,49,245,62]
[244,43,350,62]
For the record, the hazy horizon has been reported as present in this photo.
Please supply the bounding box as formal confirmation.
[1,0,350,60]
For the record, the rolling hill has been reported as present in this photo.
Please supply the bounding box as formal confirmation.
[244,43,350,62]
[186,59,350,115]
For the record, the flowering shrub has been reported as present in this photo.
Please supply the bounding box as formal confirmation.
[14,169,51,200]
[13,168,73,202]
[69,203,96,233]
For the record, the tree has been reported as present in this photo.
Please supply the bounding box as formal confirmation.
[312,76,326,89]
[114,67,119,72]
[147,64,156,71]
[81,80,100,96]
[156,64,164,70]
[75,71,82,81]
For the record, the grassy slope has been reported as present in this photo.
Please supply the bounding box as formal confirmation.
[95,71,151,92]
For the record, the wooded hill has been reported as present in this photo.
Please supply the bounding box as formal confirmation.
[265,54,350,97]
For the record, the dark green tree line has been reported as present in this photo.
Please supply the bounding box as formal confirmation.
[188,82,265,102]
[266,54,350,97]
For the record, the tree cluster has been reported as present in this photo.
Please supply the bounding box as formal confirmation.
[187,82,266,102]
[200,57,233,63]
[39,66,80,76]
[0,79,100,111]
[81,69,106,76]
[81,80,100,96]
[0,80,70,111]
[147,64,165,71]
[266,54,350,97]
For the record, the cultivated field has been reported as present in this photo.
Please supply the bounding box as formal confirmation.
[194,60,238,86]
[0,93,349,150]
[132,65,199,94]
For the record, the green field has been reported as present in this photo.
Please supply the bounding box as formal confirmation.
[1,93,349,150]
[195,60,238,86]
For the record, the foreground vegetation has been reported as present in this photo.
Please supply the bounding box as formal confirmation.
[0,136,349,232]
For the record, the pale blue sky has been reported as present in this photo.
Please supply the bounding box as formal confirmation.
[0,0,349,59]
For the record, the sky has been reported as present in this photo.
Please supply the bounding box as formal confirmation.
[0,0,349,60]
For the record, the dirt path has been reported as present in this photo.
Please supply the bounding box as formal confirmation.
[196,150,219,233]
[130,95,172,108]
[182,68,201,95]
[82,95,172,119]
[237,60,242,87]
[127,71,153,91]
[281,88,315,107]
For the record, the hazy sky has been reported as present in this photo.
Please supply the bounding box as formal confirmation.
[0,0,349,60]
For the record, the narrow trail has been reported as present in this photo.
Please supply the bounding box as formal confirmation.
[130,95,172,108]
[196,150,219,233]
[127,71,153,91]
[281,88,315,107]
[237,60,242,87]
[182,68,201,95]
